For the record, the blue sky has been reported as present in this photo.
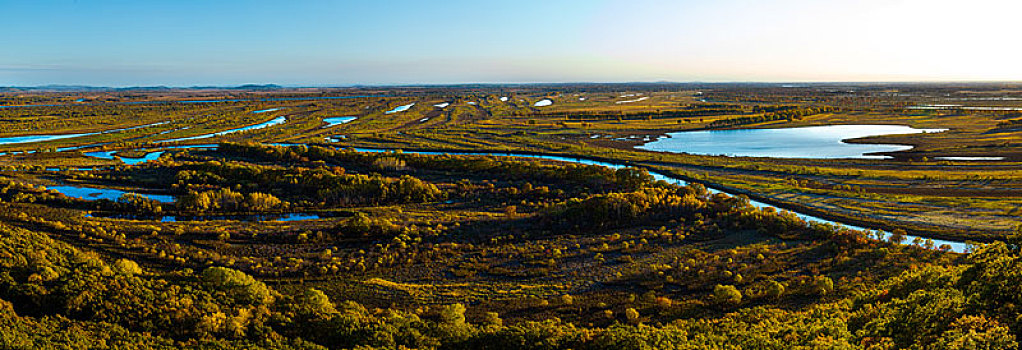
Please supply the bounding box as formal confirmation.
[2,0,1020,86]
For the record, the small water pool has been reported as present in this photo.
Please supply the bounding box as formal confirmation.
[46,184,175,203]
[323,117,357,127]
[385,103,415,114]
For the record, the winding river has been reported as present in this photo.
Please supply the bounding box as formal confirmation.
[9,138,974,252]
[347,147,969,253]
[0,121,169,146]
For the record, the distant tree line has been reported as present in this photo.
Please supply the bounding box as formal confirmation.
[537,104,748,121]
[706,106,836,129]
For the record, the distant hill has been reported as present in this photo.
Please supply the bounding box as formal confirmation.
[187,84,284,90]
[229,84,283,90]
[0,85,114,92]
[0,84,285,92]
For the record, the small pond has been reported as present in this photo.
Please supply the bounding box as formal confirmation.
[385,103,415,114]
[323,117,357,127]
[46,184,175,203]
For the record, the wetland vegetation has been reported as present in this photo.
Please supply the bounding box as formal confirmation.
[1,83,1020,349]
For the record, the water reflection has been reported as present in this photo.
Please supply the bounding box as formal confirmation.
[637,125,946,159]
[46,184,175,203]
[385,103,415,114]
[323,117,357,127]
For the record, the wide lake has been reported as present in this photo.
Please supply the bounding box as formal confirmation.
[636,124,946,159]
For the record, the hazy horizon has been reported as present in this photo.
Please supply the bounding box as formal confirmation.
[4,0,1021,87]
[12,80,1022,90]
